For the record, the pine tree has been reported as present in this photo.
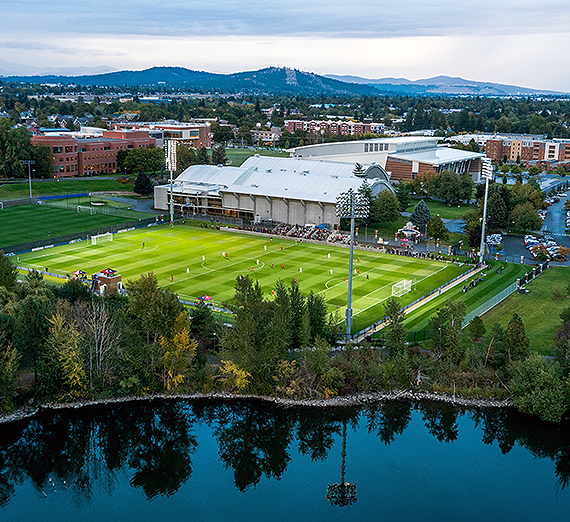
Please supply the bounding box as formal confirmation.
[212,144,228,166]
[383,297,407,357]
[196,146,210,165]
[469,316,486,341]
[133,173,153,196]
[506,313,530,363]
[427,215,449,241]
[410,200,431,236]
[353,162,366,178]
[487,193,507,230]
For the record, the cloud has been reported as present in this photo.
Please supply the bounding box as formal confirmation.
[4,0,570,39]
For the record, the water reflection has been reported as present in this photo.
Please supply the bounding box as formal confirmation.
[0,399,569,510]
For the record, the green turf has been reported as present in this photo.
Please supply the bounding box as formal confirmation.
[225,148,288,167]
[402,260,529,333]
[15,224,470,333]
[409,198,477,220]
[473,266,570,355]
[0,206,137,248]
[0,178,131,200]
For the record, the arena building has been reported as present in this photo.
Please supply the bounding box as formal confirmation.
[289,137,485,183]
[154,156,394,227]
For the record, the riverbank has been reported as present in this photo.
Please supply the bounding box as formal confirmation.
[0,389,513,425]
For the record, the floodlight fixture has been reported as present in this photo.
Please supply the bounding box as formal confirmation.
[165,139,177,225]
[336,188,370,341]
[479,158,493,264]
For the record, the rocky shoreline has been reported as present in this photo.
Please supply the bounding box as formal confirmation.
[0,390,513,425]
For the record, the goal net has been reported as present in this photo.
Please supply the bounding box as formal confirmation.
[78,205,95,215]
[90,232,113,245]
[392,279,412,297]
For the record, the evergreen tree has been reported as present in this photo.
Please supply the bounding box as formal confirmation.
[212,144,228,166]
[133,173,153,196]
[469,316,486,341]
[486,193,508,230]
[505,313,530,363]
[196,146,210,165]
[410,200,431,236]
[353,162,366,178]
[383,297,407,357]
[394,181,412,212]
[0,251,17,290]
[427,215,449,241]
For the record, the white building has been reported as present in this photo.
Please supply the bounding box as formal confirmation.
[154,156,394,227]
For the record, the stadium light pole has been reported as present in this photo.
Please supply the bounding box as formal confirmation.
[165,139,177,225]
[336,188,369,342]
[22,160,35,199]
[479,158,493,265]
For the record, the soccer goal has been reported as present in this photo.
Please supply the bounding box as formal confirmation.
[90,232,113,245]
[392,279,412,297]
[78,205,96,215]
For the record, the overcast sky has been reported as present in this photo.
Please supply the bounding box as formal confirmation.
[2,0,570,91]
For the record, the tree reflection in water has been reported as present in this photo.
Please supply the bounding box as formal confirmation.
[0,399,569,509]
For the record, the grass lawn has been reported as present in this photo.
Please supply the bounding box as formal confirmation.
[401,260,529,333]
[16,224,470,333]
[225,148,288,167]
[0,205,138,248]
[409,198,476,220]
[0,178,131,200]
[473,266,570,355]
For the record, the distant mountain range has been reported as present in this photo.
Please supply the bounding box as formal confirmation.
[0,65,565,97]
[325,74,564,96]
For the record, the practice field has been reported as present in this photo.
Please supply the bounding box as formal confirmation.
[16,225,471,333]
[0,205,139,249]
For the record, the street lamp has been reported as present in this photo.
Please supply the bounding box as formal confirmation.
[479,158,493,265]
[336,188,369,342]
[22,160,35,199]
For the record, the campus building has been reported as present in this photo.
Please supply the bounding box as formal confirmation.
[110,122,211,149]
[447,132,570,170]
[284,119,382,136]
[31,130,155,177]
[154,156,394,227]
[289,137,485,183]
[482,134,570,169]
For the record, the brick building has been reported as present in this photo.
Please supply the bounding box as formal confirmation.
[32,130,155,177]
[482,134,570,169]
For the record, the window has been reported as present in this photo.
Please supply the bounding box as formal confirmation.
[65,146,73,153]
[52,146,62,154]
[364,144,368,152]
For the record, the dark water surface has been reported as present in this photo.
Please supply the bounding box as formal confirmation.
[1,399,569,522]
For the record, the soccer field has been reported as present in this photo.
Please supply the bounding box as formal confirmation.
[16,224,470,333]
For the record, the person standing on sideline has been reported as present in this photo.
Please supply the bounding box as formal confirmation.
[142,242,145,248]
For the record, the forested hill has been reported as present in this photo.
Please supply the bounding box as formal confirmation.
[1,66,379,96]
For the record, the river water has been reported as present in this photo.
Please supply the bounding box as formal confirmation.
[0,399,569,521]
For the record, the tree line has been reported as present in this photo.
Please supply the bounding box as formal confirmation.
[0,249,568,422]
